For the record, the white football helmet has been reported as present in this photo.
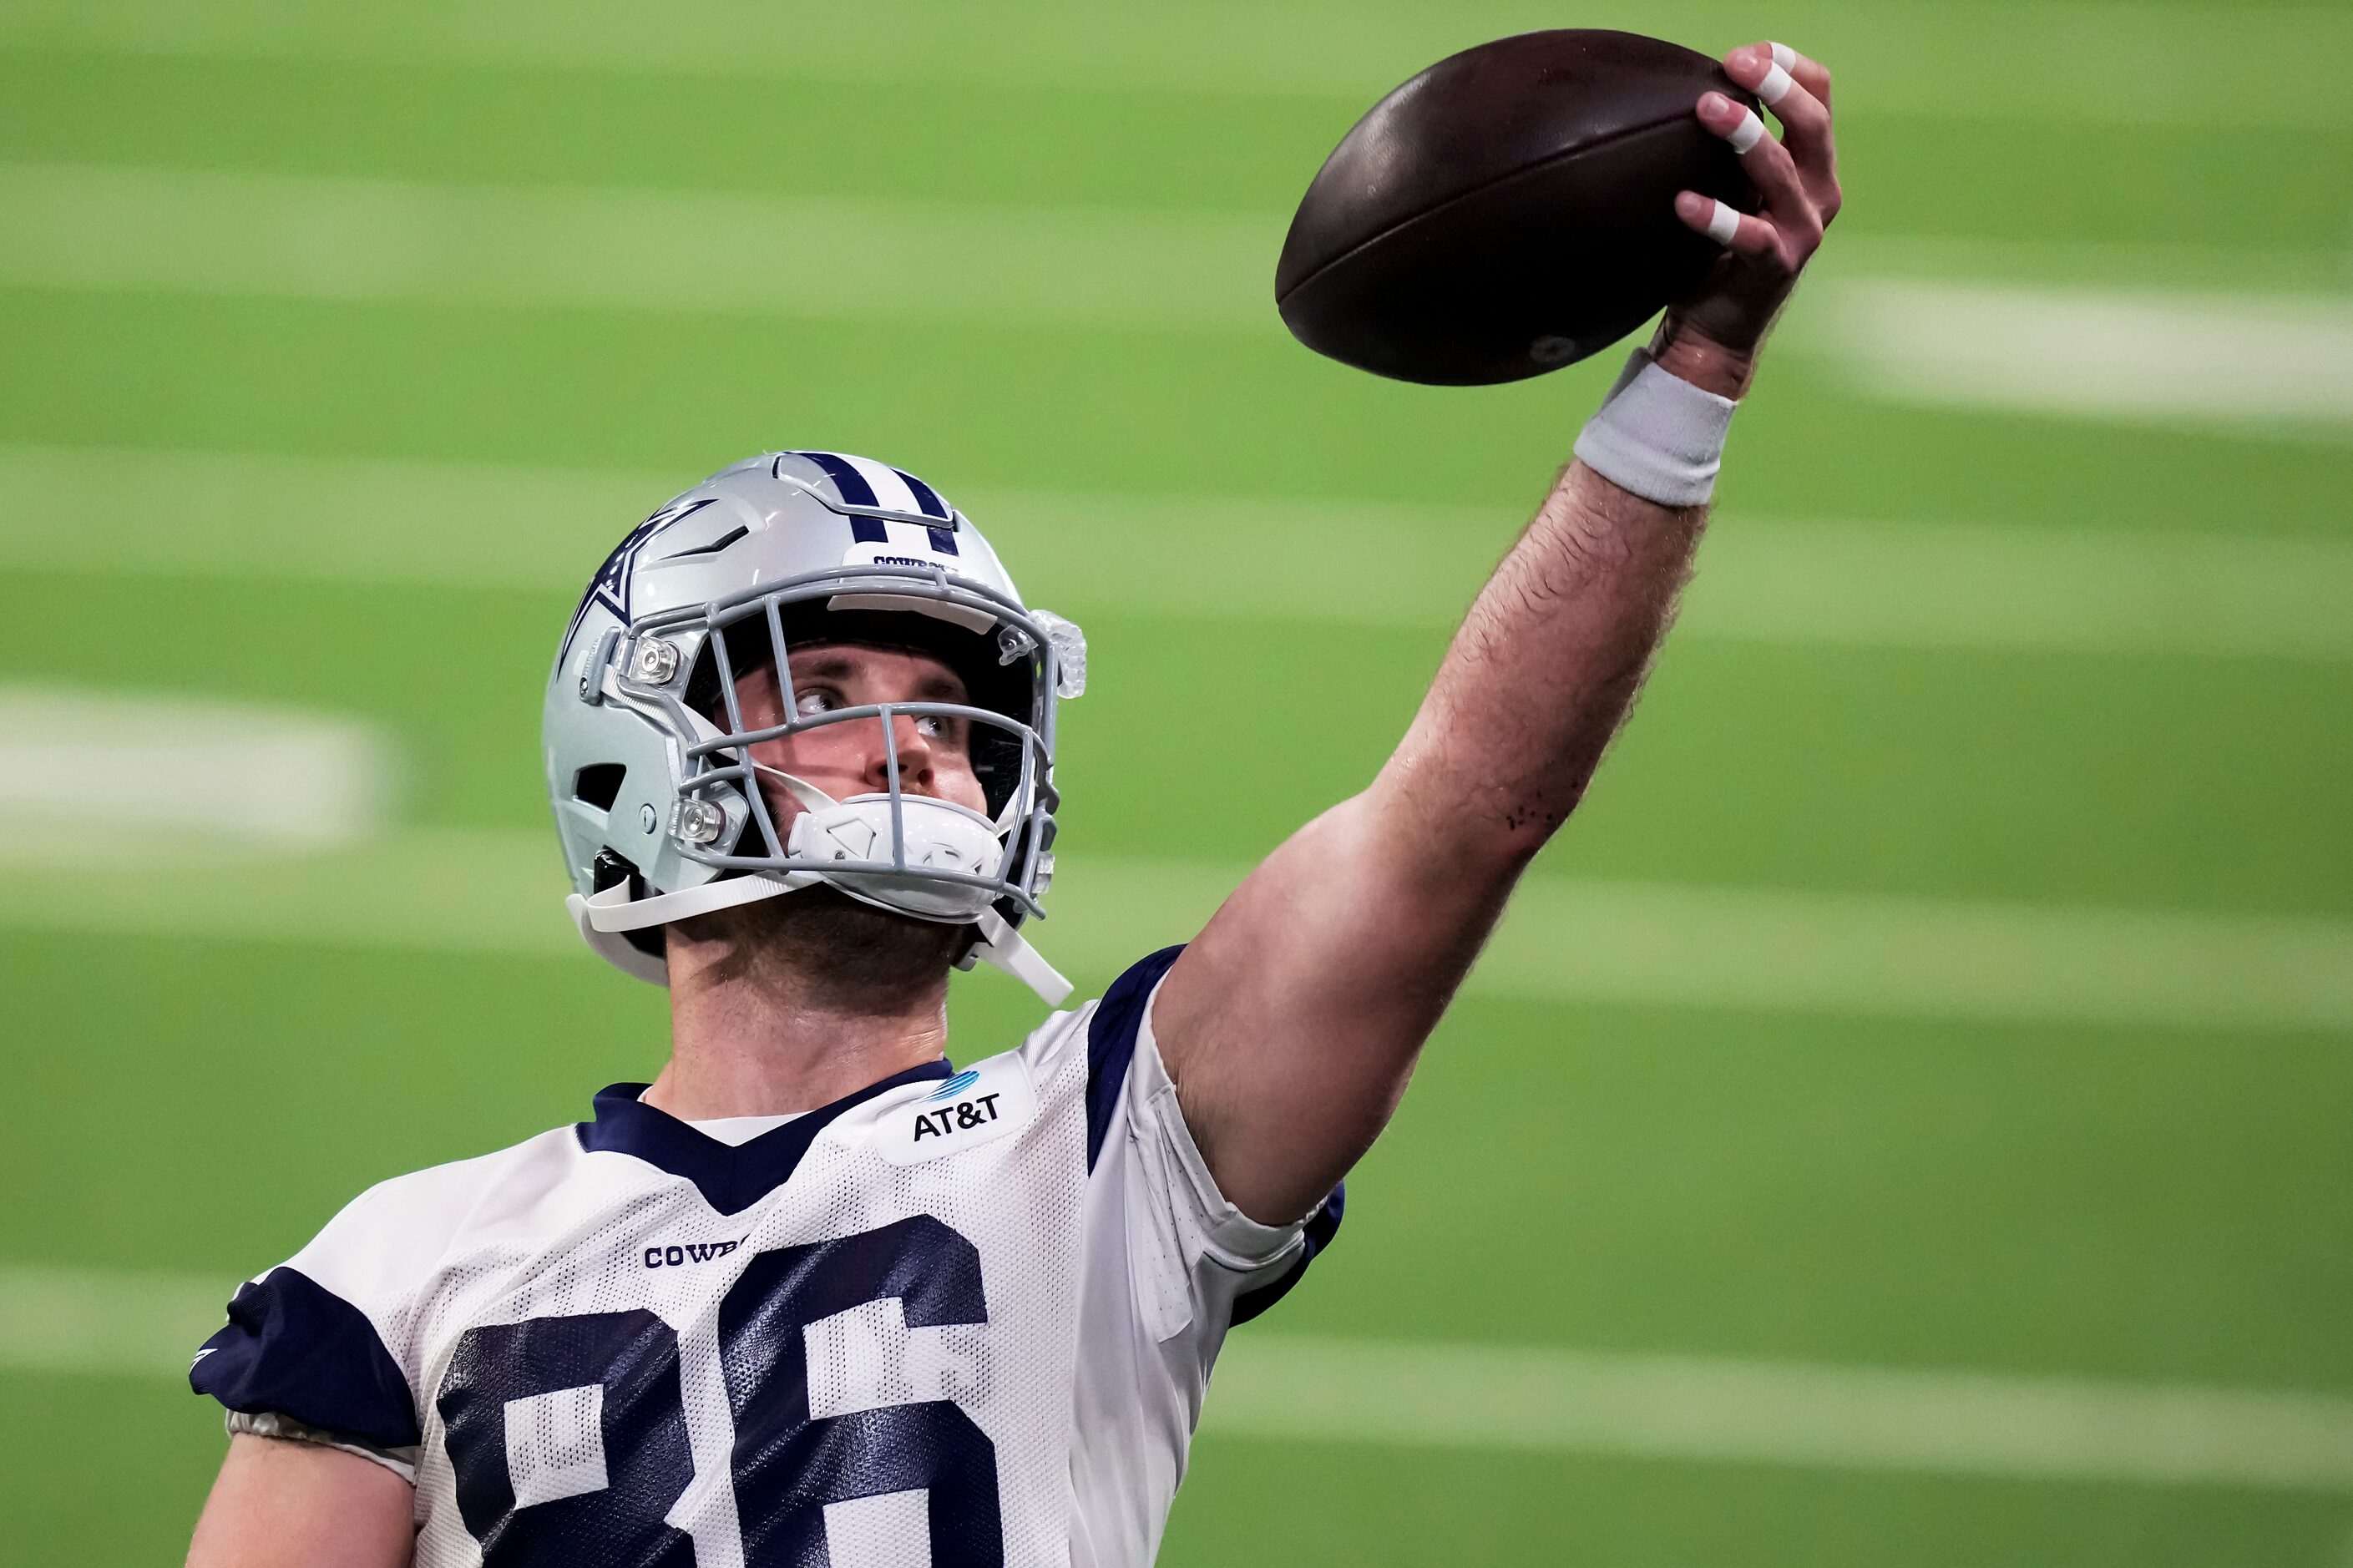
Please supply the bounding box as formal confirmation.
[542,451,1084,1004]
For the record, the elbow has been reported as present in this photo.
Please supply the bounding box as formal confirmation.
[1492,791,1581,864]
[1378,731,1598,876]
[1366,769,1566,898]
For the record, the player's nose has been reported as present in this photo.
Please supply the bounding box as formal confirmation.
[863,711,940,797]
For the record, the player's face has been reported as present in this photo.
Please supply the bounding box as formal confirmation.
[731,641,989,824]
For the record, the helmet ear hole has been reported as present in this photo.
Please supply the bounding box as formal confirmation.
[572,764,625,811]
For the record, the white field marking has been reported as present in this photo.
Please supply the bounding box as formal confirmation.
[0,1262,233,1378]
[7,445,2353,662]
[2,835,2350,1035]
[1829,234,2353,297]
[1207,1334,2353,1495]
[0,163,1275,331]
[10,1259,2353,1495]
[1819,280,2353,427]
[0,0,2345,129]
[10,161,2353,365]
[0,686,387,847]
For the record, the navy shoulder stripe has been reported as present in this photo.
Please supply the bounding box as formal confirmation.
[190,1267,421,1450]
[1085,945,1186,1171]
[1231,1181,1346,1327]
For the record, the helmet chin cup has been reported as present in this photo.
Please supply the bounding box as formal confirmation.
[778,778,1007,923]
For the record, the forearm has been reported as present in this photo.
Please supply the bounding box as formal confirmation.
[1374,454,1709,886]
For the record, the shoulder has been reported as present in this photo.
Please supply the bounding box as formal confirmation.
[288,1125,585,1308]
[188,1122,585,1453]
[1005,945,1187,1170]
[1063,943,1346,1335]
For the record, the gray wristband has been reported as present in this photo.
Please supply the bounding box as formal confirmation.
[1571,346,1739,507]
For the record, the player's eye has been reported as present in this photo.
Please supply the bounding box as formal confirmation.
[792,687,838,720]
[912,712,969,745]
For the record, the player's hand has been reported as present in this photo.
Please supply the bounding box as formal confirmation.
[1657,40,1842,395]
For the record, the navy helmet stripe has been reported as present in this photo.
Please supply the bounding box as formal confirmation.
[793,451,879,509]
[894,468,951,521]
[849,517,888,544]
[926,526,959,555]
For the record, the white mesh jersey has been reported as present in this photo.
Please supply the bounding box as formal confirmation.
[191,950,1343,1567]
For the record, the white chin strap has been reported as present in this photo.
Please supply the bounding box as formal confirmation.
[564,771,1070,1005]
[963,907,1072,1006]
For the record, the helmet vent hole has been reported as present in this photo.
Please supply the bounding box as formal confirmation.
[572,764,626,812]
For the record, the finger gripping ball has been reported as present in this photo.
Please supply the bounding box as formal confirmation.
[1275,29,1760,386]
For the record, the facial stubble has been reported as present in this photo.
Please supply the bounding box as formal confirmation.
[669,885,970,1014]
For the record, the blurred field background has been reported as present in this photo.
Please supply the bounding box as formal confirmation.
[3,0,2350,1561]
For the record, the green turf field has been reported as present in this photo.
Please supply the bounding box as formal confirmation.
[3,2,2350,1561]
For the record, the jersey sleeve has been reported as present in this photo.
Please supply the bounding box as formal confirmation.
[186,1135,561,1476]
[1056,948,1347,1564]
[189,1194,425,1466]
[1084,946,1345,1338]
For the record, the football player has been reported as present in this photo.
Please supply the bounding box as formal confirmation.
[187,41,1837,1567]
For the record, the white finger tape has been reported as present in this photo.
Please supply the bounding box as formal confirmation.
[1706,200,1742,245]
[1725,108,1767,154]
[1771,41,1798,70]
[1757,62,1794,105]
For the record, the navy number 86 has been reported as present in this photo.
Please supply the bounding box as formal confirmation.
[436,1215,1000,1565]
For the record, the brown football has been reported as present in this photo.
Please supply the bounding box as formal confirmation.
[1275,30,1759,386]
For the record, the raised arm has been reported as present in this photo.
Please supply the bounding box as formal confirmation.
[1154,40,1841,1224]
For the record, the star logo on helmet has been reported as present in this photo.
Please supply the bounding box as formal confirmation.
[559,495,718,664]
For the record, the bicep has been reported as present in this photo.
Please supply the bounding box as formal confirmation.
[188,1434,413,1568]
[1153,787,1520,1224]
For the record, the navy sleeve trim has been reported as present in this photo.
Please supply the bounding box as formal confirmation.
[1085,944,1187,1171]
[190,1266,422,1450]
[1231,1181,1346,1327]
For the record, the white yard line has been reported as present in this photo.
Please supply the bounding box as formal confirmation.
[0,162,1275,331]
[10,164,2353,422]
[1819,279,2353,427]
[7,444,2351,660]
[1207,1334,2353,1495]
[1829,234,2353,297]
[1,832,2348,1034]
[0,1,2345,128]
[0,1263,232,1379]
[9,1261,2349,1494]
[0,685,387,847]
